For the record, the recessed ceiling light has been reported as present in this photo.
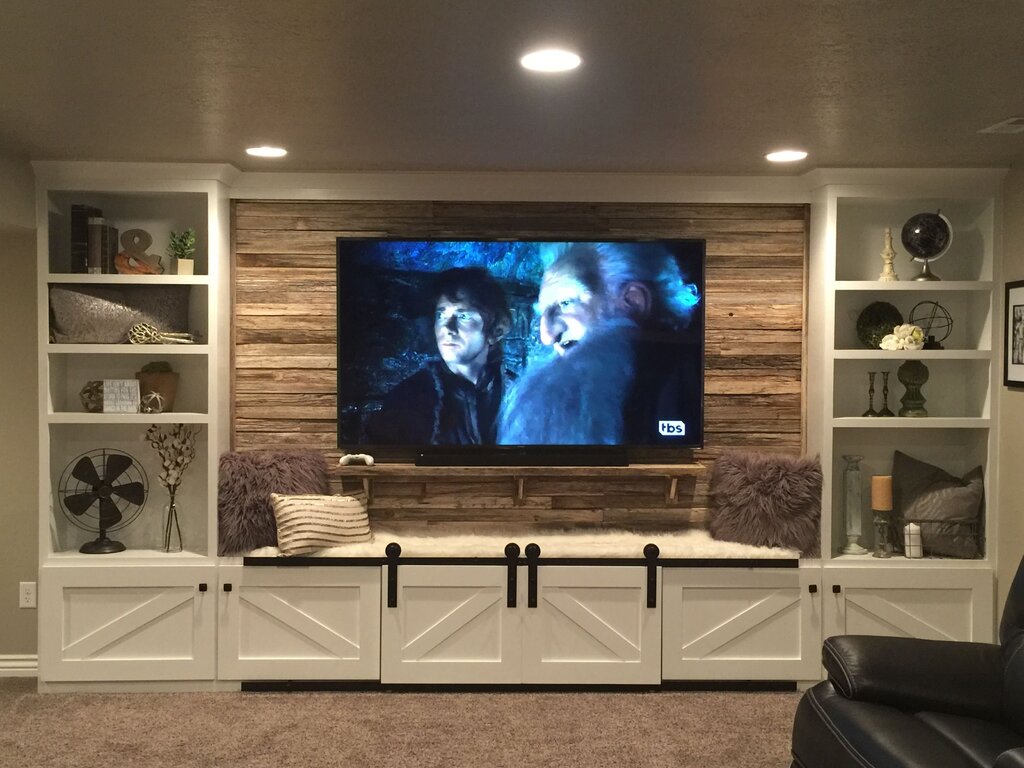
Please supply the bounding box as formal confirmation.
[765,149,808,163]
[246,146,288,158]
[520,48,581,73]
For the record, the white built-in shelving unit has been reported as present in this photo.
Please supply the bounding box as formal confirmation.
[30,163,1005,689]
[33,163,231,685]
[808,173,1002,642]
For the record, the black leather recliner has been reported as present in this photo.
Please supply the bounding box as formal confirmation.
[791,557,1024,768]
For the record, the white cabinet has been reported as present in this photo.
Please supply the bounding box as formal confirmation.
[823,566,994,643]
[380,564,660,684]
[33,164,231,687]
[522,565,661,684]
[661,567,821,681]
[380,565,521,684]
[807,176,1001,650]
[38,564,216,682]
[217,565,381,681]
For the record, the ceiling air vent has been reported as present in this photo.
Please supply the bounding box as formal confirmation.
[978,117,1024,134]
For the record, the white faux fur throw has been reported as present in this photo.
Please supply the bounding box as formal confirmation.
[248,526,798,559]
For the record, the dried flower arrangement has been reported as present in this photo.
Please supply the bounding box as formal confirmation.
[146,423,201,552]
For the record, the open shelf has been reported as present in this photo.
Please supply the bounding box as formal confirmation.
[44,549,212,564]
[48,344,210,354]
[833,350,991,360]
[835,281,993,292]
[48,274,209,285]
[48,413,210,425]
[333,462,706,505]
[833,417,991,428]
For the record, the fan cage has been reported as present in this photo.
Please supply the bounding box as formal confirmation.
[57,448,148,534]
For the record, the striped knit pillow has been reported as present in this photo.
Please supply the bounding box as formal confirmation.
[270,493,372,555]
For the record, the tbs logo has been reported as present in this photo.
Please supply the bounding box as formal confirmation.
[658,420,686,436]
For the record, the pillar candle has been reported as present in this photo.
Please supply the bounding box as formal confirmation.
[904,523,923,558]
[871,475,893,511]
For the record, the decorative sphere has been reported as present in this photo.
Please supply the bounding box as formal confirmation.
[909,301,953,343]
[901,212,952,260]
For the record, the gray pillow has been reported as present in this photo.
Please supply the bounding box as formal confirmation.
[49,284,190,343]
[708,452,822,556]
[892,450,984,558]
[218,450,330,555]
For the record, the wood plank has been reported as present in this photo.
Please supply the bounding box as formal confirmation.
[230,199,807,530]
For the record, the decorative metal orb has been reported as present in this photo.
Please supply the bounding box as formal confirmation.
[79,380,104,413]
[909,301,953,345]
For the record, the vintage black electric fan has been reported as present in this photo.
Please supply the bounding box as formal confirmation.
[57,449,148,554]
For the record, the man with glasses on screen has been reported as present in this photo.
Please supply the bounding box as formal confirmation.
[365,267,514,445]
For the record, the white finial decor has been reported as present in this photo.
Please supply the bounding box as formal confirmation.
[878,228,899,281]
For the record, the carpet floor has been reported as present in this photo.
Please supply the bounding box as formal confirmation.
[0,678,799,768]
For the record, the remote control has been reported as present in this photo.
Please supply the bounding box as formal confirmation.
[338,453,375,466]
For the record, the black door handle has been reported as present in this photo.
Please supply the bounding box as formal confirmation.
[525,543,541,608]
[505,543,520,608]
[223,583,232,593]
[644,544,659,608]
[198,583,208,592]
[809,584,818,594]
[832,584,841,594]
[386,542,401,608]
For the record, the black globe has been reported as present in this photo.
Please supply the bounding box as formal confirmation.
[901,212,952,260]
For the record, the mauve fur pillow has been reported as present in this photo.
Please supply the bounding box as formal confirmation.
[218,450,329,555]
[708,452,822,556]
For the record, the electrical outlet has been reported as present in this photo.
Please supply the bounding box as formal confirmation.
[19,582,36,609]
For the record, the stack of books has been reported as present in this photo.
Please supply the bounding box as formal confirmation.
[70,204,118,274]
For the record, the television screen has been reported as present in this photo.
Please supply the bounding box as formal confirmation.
[337,239,704,460]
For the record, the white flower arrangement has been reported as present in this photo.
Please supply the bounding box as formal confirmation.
[879,323,925,351]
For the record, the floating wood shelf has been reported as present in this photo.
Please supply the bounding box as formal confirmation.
[331,463,705,505]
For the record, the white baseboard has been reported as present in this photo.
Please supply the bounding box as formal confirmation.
[0,654,38,677]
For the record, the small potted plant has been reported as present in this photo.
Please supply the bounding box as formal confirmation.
[135,360,179,413]
[168,227,197,275]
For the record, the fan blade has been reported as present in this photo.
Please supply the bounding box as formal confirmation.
[71,456,101,487]
[64,491,99,516]
[103,453,133,484]
[111,481,145,506]
[98,498,122,531]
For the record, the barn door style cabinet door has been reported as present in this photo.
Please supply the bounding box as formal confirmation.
[38,564,217,683]
[661,567,822,681]
[823,566,994,643]
[520,565,661,685]
[379,564,661,684]
[217,565,381,681]
[380,564,522,684]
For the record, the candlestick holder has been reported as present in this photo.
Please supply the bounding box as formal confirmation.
[872,510,893,558]
[862,371,879,417]
[878,371,895,417]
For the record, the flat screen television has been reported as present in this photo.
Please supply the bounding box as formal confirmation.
[337,238,704,465]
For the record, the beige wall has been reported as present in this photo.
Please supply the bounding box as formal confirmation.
[0,156,38,655]
[998,163,1024,618]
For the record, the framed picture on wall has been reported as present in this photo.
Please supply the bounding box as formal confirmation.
[1005,279,1024,387]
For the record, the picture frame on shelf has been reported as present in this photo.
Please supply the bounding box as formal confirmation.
[1005,279,1024,387]
[101,379,141,413]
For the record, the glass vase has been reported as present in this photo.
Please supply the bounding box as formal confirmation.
[841,455,868,554]
[162,490,183,553]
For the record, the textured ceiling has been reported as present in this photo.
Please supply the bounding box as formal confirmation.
[1,0,1023,175]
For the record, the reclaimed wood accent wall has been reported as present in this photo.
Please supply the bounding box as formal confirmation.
[232,201,808,532]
